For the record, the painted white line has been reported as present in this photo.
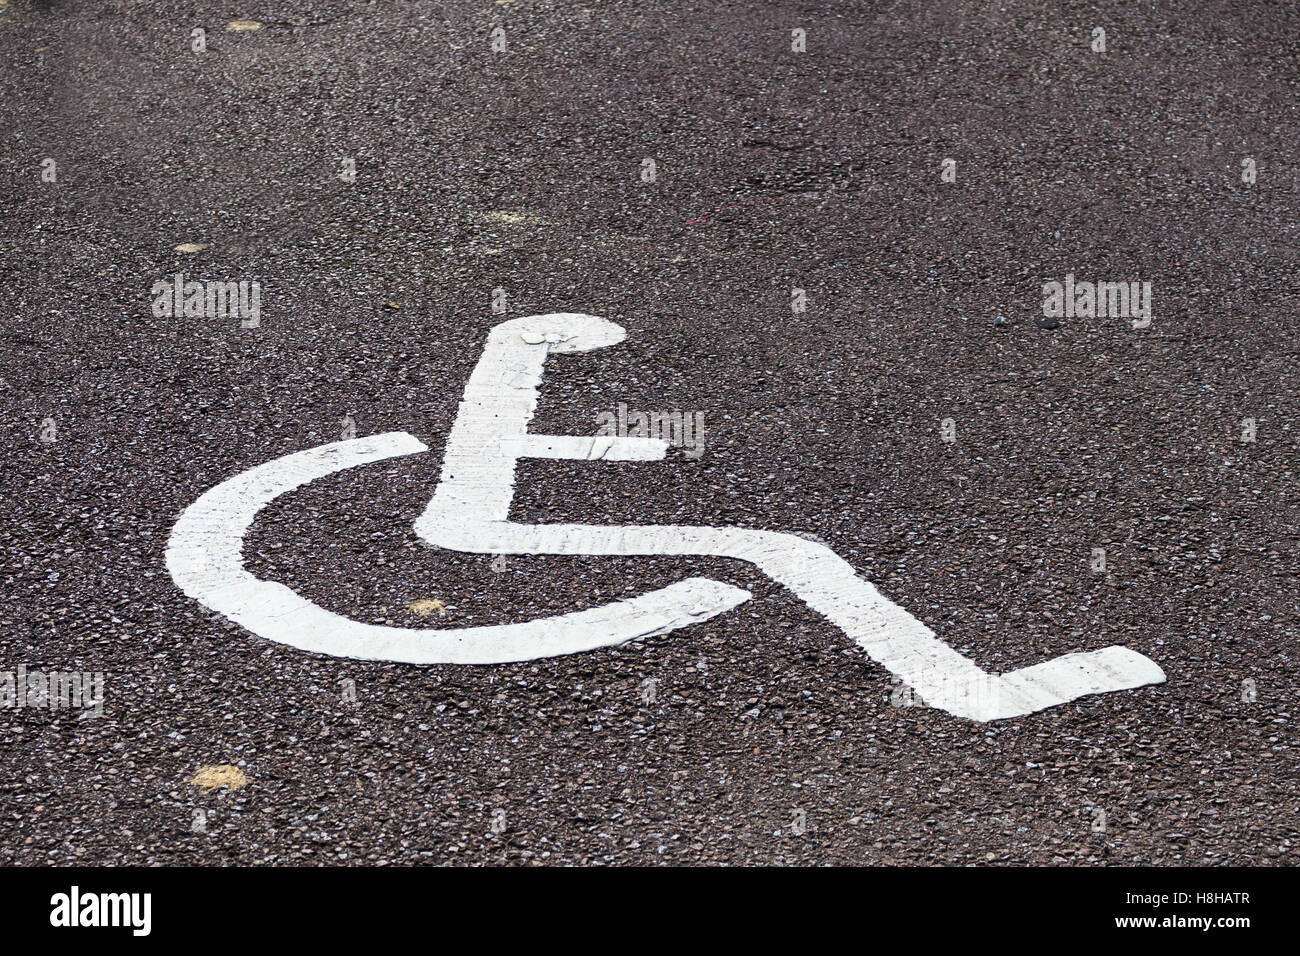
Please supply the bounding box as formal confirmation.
[168,312,1165,721]
[499,435,668,460]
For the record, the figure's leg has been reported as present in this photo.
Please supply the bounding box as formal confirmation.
[420,519,1165,721]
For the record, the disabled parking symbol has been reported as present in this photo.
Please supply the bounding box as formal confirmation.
[166,313,1164,721]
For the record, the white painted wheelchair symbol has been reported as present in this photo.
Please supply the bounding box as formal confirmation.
[166,313,1164,721]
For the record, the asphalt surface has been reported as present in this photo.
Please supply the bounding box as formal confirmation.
[2,0,1298,865]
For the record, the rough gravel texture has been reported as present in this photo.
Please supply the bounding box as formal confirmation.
[1,0,1297,865]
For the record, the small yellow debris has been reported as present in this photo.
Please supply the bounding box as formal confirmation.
[408,598,447,617]
[174,242,209,253]
[482,210,549,227]
[227,20,263,32]
[191,765,249,792]
[382,301,401,310]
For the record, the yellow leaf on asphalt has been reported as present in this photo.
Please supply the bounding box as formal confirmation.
[409,598,447,617]
[174,242,209,253]
[227,20,263,32]
[191,765,249,792]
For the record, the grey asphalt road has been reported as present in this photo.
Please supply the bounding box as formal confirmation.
[2,0,1298,865]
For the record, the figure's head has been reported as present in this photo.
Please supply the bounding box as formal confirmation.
[490,313,626,352]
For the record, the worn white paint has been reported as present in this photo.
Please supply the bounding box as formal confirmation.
[168,313,1165,721]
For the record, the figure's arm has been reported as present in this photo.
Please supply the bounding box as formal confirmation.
[501,435,668,461]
